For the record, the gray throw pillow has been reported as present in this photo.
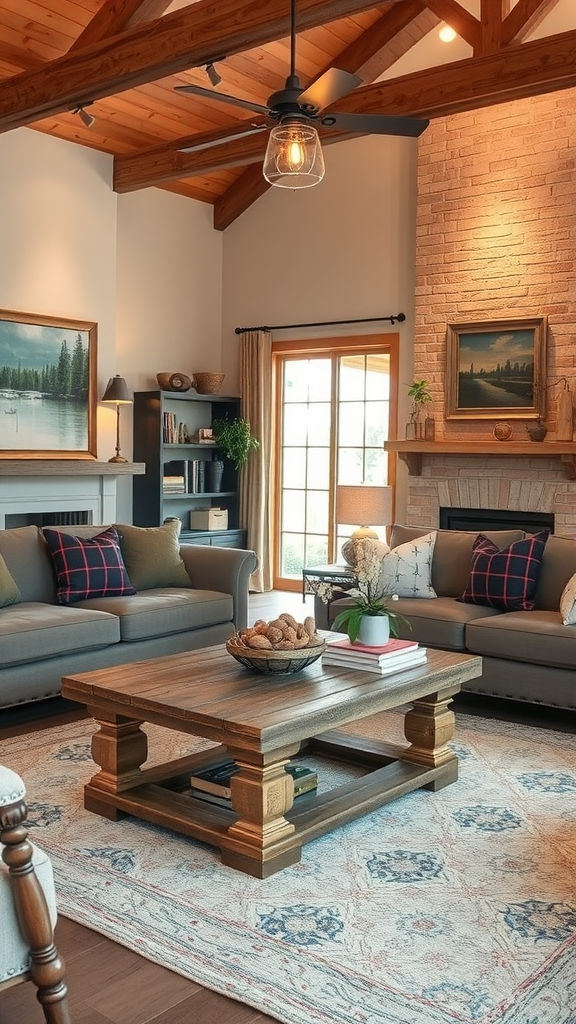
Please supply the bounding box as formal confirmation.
[0,552,21,607]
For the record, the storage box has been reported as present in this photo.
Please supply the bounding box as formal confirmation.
[189,508,228,531]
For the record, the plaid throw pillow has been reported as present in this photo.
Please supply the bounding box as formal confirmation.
[460,530,549,611]
[44,526,137,605]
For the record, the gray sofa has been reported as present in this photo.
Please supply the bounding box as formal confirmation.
[317,525,576,711]
[0,524,257,711]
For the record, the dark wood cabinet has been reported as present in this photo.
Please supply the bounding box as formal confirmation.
[132,390,246,548]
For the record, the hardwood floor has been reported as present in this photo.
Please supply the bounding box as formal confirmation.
[1,588,572,1023]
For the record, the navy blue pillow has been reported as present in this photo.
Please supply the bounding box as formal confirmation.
[460,531,549,611]
[44,527,137,605]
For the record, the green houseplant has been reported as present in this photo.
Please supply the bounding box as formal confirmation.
[406,379,433,440]
[211,416,259,471]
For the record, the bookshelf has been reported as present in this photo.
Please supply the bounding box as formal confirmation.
[132,390,246,547]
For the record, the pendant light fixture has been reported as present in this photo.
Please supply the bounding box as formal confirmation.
[263,120,325,188]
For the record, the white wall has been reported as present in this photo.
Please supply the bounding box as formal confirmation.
[221,134,419,511]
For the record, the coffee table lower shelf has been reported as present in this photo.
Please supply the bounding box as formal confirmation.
[83,731,458,879]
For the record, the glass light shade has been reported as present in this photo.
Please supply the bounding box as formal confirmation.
[263,123,325,189]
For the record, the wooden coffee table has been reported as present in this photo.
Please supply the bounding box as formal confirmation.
[62,645,482,878]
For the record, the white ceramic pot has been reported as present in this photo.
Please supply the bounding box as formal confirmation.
[356,614,390,647]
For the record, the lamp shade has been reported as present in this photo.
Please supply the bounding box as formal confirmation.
[101,375,132,404]
[263,122,325,189]
[336,485,393,529]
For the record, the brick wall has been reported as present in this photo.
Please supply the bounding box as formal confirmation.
[407,88,576,537]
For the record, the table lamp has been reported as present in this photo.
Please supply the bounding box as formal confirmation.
[336,484,393,565]
[101,375,132,463]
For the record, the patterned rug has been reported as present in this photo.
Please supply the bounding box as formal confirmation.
[3,711,576,1024]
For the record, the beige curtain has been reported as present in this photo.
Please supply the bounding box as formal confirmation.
[239,330,273,592]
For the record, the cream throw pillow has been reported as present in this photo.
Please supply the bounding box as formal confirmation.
[379,531,438,598]
[559,573,576,625]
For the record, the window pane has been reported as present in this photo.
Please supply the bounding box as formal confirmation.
[282,489,305,531]
[338,402,366,446]
[283,450,306,488]
[306,447,329,489]
[281,533,305,576]
[339,356,366,399]
[365,401,387,445]
[283,403,309,445]
[366,355,390,399]
[306,489,328,533]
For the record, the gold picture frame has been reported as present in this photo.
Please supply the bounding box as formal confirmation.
[445,316,547,420]
[0,309,97,458]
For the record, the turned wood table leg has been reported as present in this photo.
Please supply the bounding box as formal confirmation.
[223,744,301,876]
[401,688,458,789]
[1,800,72,1024]
[85,710,148,819]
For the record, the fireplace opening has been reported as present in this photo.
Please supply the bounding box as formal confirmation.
[5,511,93,529]
[439,507,554,534]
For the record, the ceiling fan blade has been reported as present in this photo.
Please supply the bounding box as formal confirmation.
[179,123,268,154]
[175,83,270,116]
[322,111,429,138]
[298,68,362,113]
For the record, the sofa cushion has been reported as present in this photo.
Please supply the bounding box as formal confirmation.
[77,588,233,641]
[379,532,437,598]
[390,526,525,597]
[533,535,576,611]
[0,553,20,608]
[460,531,549,611]
[0,603,120,667]
[115,521,191,590]
[466,610,576,670]
[0,525,56,604]
[44,526,137,605]
[559,573,576,625]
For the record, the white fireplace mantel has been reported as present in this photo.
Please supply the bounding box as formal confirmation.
[0,461,145,529]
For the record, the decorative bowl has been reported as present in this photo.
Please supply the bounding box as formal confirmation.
[226,636,326,675]
[192,372,226,395]
[156,372,192,392]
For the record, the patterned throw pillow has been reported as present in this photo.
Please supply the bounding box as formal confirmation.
[378,531,437,598]
[460,531,549,611]
[43,526,137,605]
[559,573,576,625]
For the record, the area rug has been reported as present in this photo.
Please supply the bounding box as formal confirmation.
[3,711,576,1024]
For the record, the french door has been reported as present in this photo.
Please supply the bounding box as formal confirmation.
[272,334,398,590]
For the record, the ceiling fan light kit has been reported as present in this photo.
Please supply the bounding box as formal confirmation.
[263,122,325,188]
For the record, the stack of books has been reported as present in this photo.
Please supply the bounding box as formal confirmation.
[322,636,427,675]
[162,474,185,494]
[190,761,318,808]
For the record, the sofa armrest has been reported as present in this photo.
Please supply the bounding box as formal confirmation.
[180,545,257,630]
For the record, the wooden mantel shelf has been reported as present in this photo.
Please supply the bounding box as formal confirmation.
[384,440,576,479]
[0,461,145,476]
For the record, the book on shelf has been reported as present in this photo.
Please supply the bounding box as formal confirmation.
[322,647,427,675]
[162,475,185,493]
[190,761,318,800]
[325,636,419,663]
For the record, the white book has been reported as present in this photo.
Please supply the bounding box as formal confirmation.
[322,649,427,676]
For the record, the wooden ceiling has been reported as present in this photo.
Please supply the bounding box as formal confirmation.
[0,0,575,228]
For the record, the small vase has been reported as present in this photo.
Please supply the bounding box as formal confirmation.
[205,459,224,493]
[356,615,390,647]
[526,421,547,442]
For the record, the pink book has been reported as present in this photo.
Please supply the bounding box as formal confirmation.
[326,637,419,661]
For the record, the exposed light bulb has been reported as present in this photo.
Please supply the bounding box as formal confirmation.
[263,122,325,189]
[439,24,457,42]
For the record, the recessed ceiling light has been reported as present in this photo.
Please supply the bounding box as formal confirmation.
[439,24,457,43]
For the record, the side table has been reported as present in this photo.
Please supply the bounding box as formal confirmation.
[302,563,356,602]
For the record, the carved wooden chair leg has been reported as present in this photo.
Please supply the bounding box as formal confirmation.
[1,794,72,1024]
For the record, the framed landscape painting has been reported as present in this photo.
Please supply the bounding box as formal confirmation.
[0,309,97,458]
[445,316,547,420]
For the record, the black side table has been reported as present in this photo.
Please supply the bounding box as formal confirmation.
[302,563,356,601]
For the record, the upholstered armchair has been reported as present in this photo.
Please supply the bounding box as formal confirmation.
[0,764,71,1024]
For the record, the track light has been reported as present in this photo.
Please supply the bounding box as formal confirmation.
[205,63,222,87]
[73,106,95,128]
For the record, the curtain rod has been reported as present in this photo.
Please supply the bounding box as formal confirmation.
[234,313,406,334]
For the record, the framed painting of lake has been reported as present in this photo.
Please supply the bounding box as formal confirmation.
[445,317,547,420]
[0,310,97,458]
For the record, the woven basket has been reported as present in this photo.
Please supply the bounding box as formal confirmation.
[192,372,226,395]
[226,636,326,675]
[156,372,192,392]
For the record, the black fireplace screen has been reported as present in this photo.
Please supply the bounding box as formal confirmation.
[439,507,554,534]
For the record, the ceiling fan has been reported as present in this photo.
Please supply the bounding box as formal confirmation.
[175,0,429,188]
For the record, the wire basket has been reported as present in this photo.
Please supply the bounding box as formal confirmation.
[192,372,226,395]
[226,636,326,675]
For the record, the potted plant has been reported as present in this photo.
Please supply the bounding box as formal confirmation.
[310,538,410,644]
[406,379,433,440]
[211,416,259,471]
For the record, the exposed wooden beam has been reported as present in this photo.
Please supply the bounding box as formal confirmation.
[480,0,502,54]
[0,43,43,74]
[69,1,173,52]
[422,0,480,50]
[501,0,560,45]
[214,0,433,229]
[0,0,384,133]
[330,28,576,119]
